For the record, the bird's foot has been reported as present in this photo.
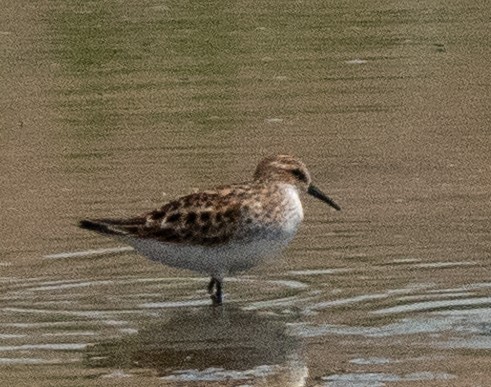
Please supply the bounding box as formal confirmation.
[210,293,222,306]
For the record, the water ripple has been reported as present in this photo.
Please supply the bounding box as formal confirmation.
[373,297,491,315]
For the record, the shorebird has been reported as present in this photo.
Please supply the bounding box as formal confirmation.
[79,155,340,305]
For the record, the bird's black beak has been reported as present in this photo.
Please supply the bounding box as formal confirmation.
[307,184,341,211]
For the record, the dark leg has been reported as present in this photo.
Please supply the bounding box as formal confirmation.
[214,280,222,305]
[207,278,216,294]
[209,277,223,306]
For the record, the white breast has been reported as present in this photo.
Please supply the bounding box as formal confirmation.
[280,185,304,236]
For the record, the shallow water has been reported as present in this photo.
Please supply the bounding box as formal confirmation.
[1,0,490,385]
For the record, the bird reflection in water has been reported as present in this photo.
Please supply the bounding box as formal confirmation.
[85,306,307,385]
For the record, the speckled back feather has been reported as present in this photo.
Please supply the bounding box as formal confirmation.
[79,155,313,248]
[81,182,300,247]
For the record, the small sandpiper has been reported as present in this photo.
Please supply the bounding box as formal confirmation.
[79,155,340,305]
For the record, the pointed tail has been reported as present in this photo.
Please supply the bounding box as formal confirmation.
[78,218,144,236]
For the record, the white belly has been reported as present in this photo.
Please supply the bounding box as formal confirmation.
[127,237,291,279]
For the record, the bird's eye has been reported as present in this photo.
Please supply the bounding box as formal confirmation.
[291,168,307,182]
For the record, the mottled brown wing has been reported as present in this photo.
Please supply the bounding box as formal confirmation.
[139,191,244,246]
[80,190,244,246]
